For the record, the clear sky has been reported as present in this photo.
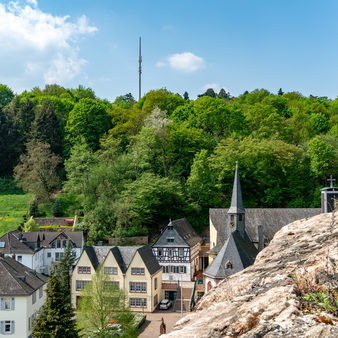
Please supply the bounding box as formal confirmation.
[1,0,338,100]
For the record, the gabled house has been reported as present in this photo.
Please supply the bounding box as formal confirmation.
[71,245,162,313]
[204,162,258,292]
[0,230,83,275]
[152,218,202,282]
[0,257,48,337]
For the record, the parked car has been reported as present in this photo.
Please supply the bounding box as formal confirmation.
[159,299,172,310]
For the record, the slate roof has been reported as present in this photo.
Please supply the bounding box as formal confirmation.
[0,257,48,296]
[0,231,34,255]
[228,162,245,214]
[210,208,321,250]
[204,230,258,279]
[137,245,161,275]
[84,245,161,275]
[153,218,202,248]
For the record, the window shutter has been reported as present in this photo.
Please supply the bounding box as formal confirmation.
[184,266,186,273]
[0,321,4,334]
[11,298,15,310]
[11,321,14,333]
[0,298,3,310]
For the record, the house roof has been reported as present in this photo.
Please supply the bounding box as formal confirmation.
[153,218,202,248]
[204,230,258,279]
[22,231,83,248]
[84,245,161,275]
[0,231,34,255]
[210,208,321,249]
[137,245,161,275]
[0,257,48,296]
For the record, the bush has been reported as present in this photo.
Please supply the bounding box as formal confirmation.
[23,218,39,232]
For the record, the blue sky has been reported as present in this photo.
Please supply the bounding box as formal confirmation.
[1,0,338,100]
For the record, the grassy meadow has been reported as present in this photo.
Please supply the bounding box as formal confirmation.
[0,193,33,236]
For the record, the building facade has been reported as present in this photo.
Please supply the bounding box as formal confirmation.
[152,218,202,282]
[71,245,162,313]
[0,230,83,275]
[0,257,47,338]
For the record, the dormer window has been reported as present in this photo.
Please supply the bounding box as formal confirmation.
[168,225,173,230]
[166,237,174,243]
[230,215,234,222]
[226,261,232,269]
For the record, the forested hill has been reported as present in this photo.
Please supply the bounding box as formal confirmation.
[0,84,337,242]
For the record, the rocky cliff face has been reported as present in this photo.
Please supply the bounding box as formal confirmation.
[163,212,338,337]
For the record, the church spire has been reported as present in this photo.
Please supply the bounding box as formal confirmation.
[228,161,245,214]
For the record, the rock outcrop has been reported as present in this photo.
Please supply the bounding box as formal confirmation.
[163,212,338,337]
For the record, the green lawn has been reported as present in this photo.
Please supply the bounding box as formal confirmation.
[0,193,33,237]
[0,193,83,237]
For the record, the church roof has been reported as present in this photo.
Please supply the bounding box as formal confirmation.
[210,208,321,251]
[152,218,202,248]
[204,230,258,279]
[228,162,245,214]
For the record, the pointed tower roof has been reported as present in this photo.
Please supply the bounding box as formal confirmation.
[228,161,245,214]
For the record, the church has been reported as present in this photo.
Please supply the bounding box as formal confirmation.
[204,162,336,292]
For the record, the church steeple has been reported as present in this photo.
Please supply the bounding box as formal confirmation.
[228,161,245,214]
[228,162,246,238]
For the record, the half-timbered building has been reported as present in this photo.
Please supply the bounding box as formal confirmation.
[152,218,202,282]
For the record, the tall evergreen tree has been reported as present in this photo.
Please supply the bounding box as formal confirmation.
[31,99,63,156]
[183,91,189,100]
[32,268,78,337]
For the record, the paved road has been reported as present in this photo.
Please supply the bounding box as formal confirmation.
[138,310,185,338]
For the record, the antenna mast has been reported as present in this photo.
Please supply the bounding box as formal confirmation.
[138,37,142,101]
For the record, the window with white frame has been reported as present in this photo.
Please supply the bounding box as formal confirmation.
[129,298,146,308]
[0,298,14,310]
[129,282,146,293]
[39,287,43,298]
[169,249,173,257]
[179,266,186,273]
[104,267,118,275]
[3,320,14,334]
[154,277,158,290]
[16,255,22,262]
[131,267,144,275]
[47,252,51,258]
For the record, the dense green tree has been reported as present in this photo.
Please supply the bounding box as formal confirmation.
[32,268,78,338]
[307,136,335,179]
[198,88,216,98]
[65,98,112,151]
[52,199,63,217]
[278,88,284,95]
[56,240,77,298]
[114,93,136,109]
[0,84,14,109]
[14,140,61,201]
[64,139,95,194]
[70,85,96,101]
[209,137,308,207]
[140,89,185,116]
[309,113,329,135]
[76,267,137,338]
[218,88,230,99]
[30,99,63,156]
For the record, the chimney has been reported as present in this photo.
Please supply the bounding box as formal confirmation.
[257,225,264,252]
[18,233,23,242]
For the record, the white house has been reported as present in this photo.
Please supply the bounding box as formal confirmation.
[0,257,48,338]
[152,218,202,282]
[0,230,83,275]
